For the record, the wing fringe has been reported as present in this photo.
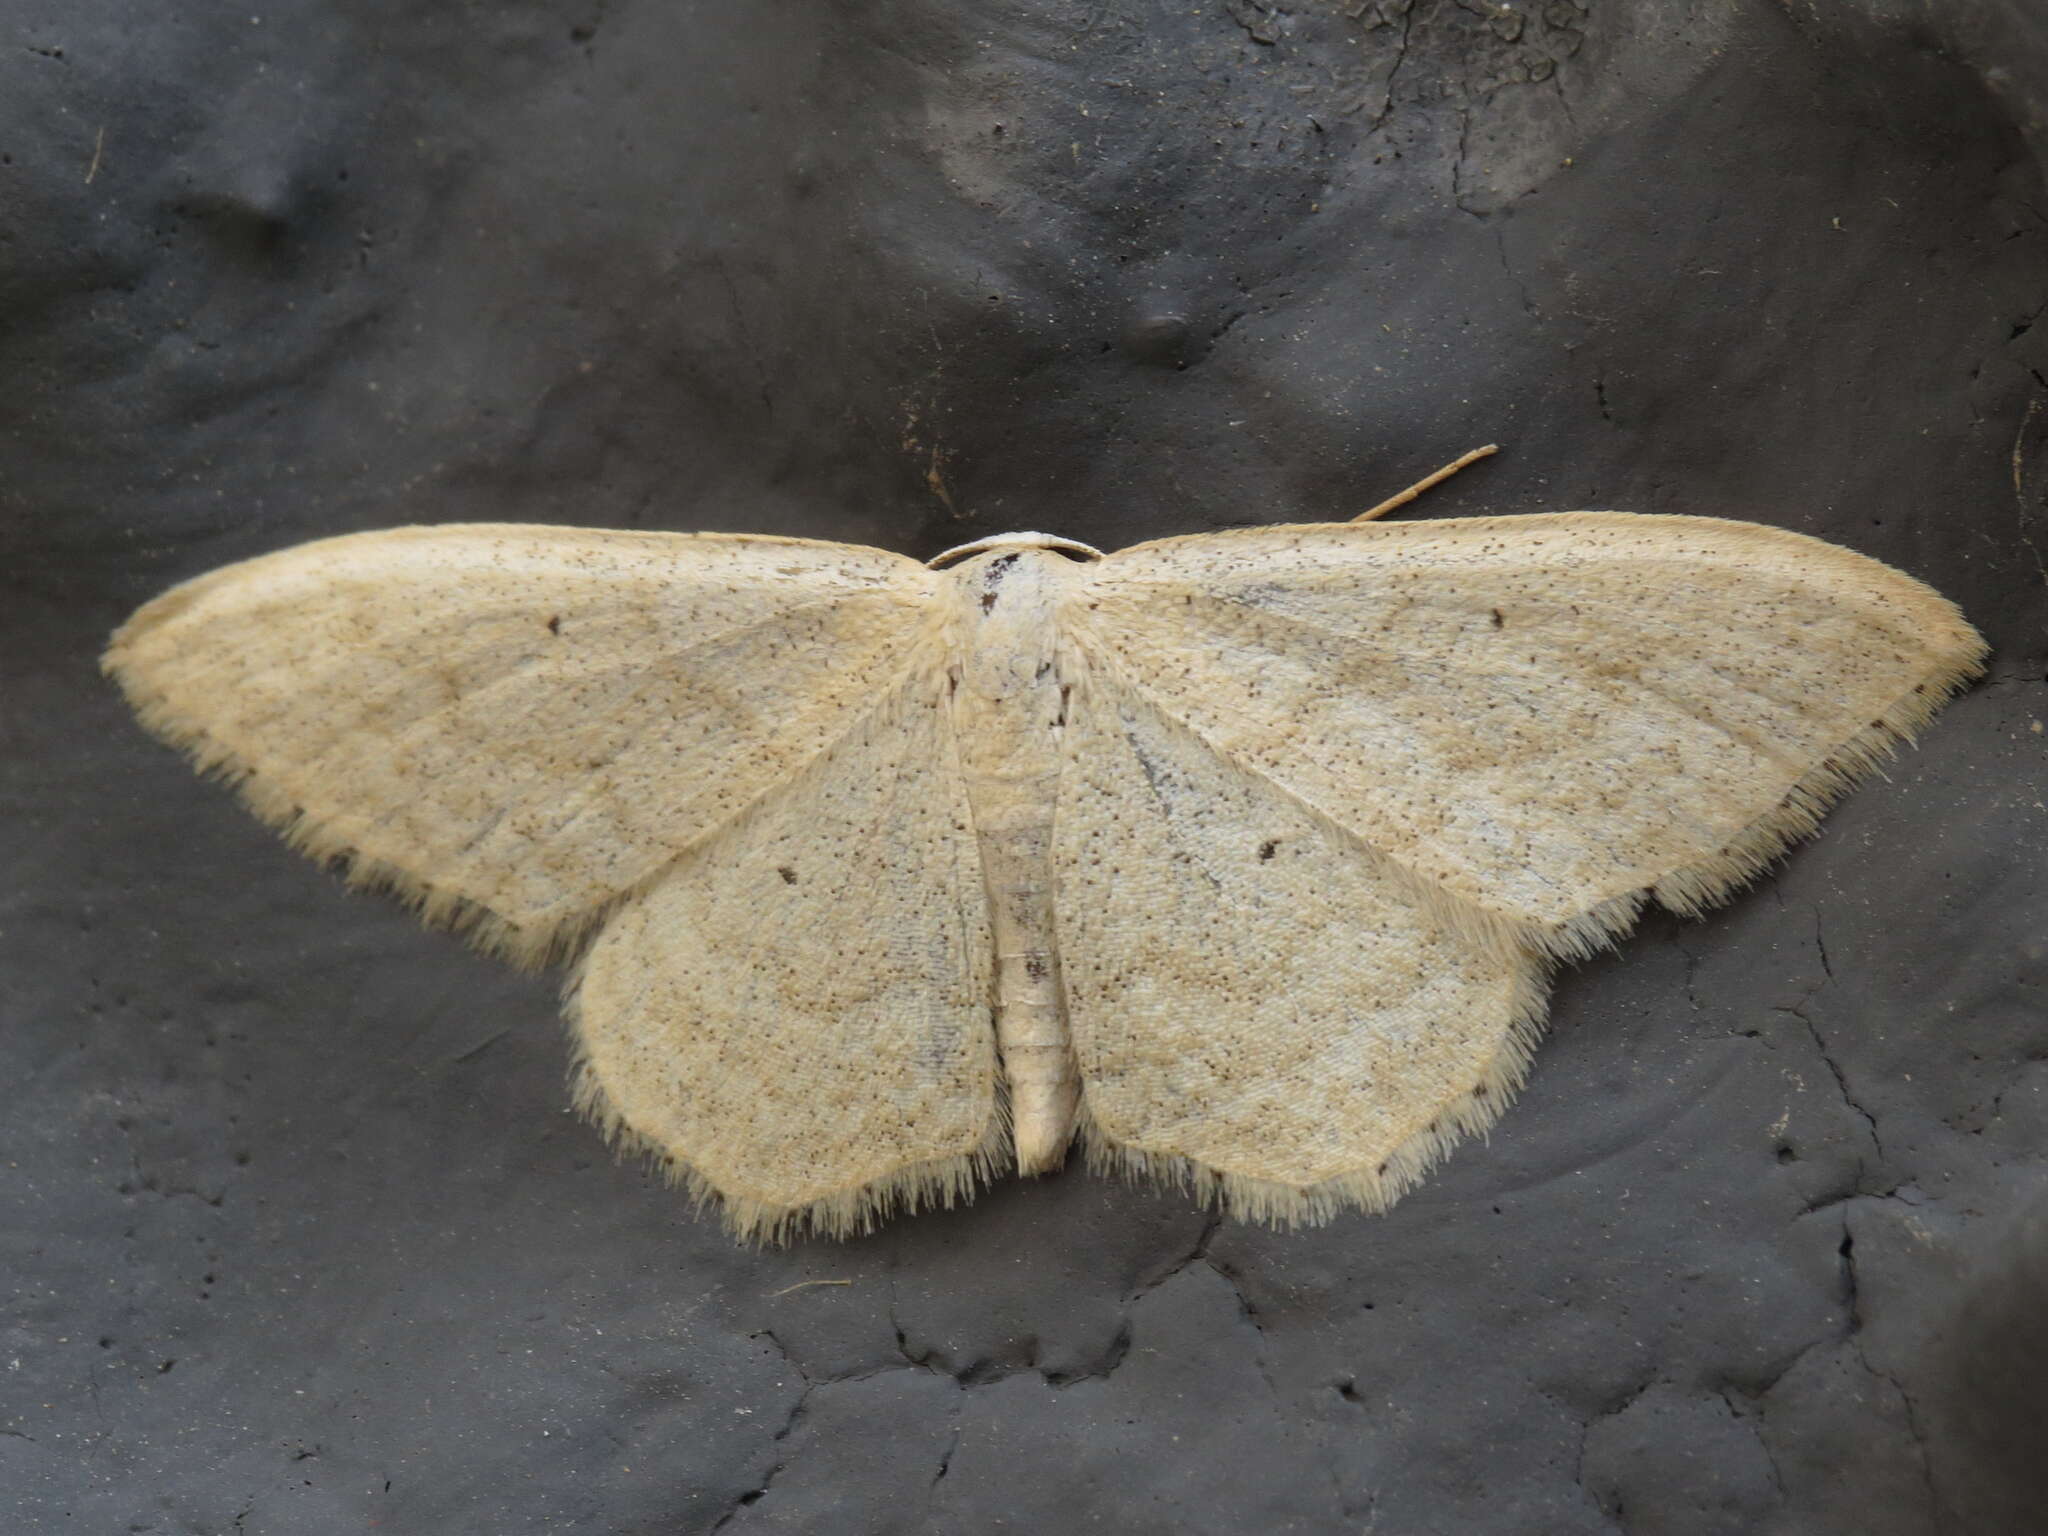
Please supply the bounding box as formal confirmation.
[104,656,602,971]
[1648,646,1987,920]
[563,972,1014,1245]
[1077,960,1550,1226]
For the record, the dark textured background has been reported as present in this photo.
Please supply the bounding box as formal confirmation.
[5,1,2047,1531]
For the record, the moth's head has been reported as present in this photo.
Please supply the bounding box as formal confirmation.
[925,532,1105,570]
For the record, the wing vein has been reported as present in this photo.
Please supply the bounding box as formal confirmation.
[1090,589,1837,774]
[1062,636,1533,945]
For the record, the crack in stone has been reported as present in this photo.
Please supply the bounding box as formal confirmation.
[1831,1223,1945,1525]
[107,1109,229,1209]
[1223,0,1290,46]
[714,1216,1253,1526]
[730,1216,1347,1523]
[1374,1,1416,126]
[1197,1236,1386,1524]
[1745,1192,1921,1410]
[1741,1218,1865,1400]
[1135,1206,1224,1300]
[2011,390,2048,593]
[1206,1251,1283,1404]
[1452,107,1482,216]
[1838,1218,1862,1337]
[884,1259,1141,1390]
[1570,1375,1657,1509]
[1549,65,1576,127]
[1194,1243,1366,1518]
[84,1367,109,1461]
[1591,1375,1657,1429]
[1850,1336,1943,1532]
[1797,1182,1911,1220]
[1875,1359,1943,1534]
[922,1388,964,1525]
[886,1279,961,1384]
[1748,1328,1830,1403]
[1776,1001,1884,1161]
[1764,902,1886,1160]
[709,1384,814,1533]
[929,1419,960,1491]
[1209,303,1250,347]
[1493,225,1535,314]
[750,1326,813,1386]
[1566,1404,1592,1504]
[1718,1387,1786,1506]
[1667,930,1703,1013]
[713,256,775,427]
[709,1327,822,1530]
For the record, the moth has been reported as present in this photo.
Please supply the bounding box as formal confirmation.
[104,505,1985,1241]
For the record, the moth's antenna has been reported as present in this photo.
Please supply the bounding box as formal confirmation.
[1352,443,1500,523]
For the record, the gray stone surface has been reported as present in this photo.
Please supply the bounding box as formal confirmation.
[4,1,2045,1531]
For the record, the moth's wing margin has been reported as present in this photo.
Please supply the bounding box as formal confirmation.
[570,662,1004,1243]
[1072,512,1987,961]
[104,524,939,966]
[1050,654,1548,1225]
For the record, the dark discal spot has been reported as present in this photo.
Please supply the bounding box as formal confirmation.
[1258,839,1279,861]
[1490,609,1504,628]
[1035,660,1054,679]
[1024,954,1049,980]
[981,591,999,613]
[1473,1083,1488,1097]
[777,866,798,885]
[546,614,561,635]
[1055,683,1072,728]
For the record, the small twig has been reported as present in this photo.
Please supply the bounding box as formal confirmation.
[85,125,104,185]
[768,1279,853,1298]
[1352,443,1499,523]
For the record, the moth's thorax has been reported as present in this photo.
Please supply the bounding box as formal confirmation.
[944,546,1084,697]
[945,546,1075,791]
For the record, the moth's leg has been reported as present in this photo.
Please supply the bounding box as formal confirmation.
[1352,442,1499,523]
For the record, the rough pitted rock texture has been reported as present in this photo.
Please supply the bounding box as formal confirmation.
[4,1,2045,1532]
